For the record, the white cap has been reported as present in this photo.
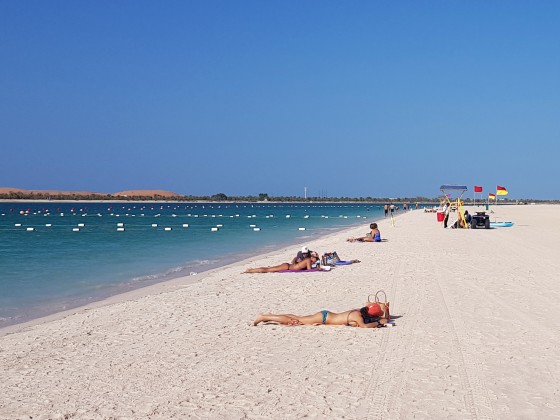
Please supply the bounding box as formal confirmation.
[301,246,309,253]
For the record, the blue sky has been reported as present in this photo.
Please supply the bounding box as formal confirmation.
[1,1,559,199]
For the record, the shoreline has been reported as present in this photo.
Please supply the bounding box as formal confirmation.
[2,205,559,418]
[0,201,386,330]
[0,212,388,337]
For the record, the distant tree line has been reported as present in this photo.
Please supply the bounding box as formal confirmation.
[0,191,557,203]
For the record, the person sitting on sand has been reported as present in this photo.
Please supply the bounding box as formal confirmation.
[347,223,381,242]
[452,210,472,229]
[244,255,321,273]
[290,246,314,264]
[253,302,390,328]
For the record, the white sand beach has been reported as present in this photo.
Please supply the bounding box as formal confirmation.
[1,204,559,419]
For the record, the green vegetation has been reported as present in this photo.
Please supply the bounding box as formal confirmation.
[0,191,557,203]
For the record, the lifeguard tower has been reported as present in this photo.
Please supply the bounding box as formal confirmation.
[439,184,468,228]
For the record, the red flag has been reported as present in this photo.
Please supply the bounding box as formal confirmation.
[474,186,483,192]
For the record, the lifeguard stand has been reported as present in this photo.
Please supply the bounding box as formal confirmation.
[440,184,468,228]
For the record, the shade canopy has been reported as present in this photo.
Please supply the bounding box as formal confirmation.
[440,184,468,191]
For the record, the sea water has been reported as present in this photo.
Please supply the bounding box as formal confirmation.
[0,202,386,327]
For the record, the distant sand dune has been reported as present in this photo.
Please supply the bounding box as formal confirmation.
[113,189,181,197]
[0,187,181,197]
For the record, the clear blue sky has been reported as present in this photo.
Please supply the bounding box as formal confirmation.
[1,1,559,199]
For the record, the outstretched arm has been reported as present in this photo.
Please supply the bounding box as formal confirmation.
[347,311,383,328]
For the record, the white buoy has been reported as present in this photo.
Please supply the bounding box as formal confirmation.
[253,227,261,231]
[164,227,172,231]
[117,227,125,232]
[250,224,256,227]
[26,227,35,231]
[45,224,52,227]
[78,223,85,227]
[211,227,219,232]
[15,223,22,227]
[117,222,124,227]
[152,224,158,227]
[182,224,189,228]
[286,215,291,218]
[72,228,80,232]
[298,227,306,231]
[216,224,223,227]
[304,215,309,218]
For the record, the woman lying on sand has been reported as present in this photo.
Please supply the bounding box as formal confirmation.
[244,255,321,273]
[254,302,390,328]
[347,223,381,242]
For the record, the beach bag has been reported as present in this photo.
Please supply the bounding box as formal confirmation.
[366,290,390,320]
[321,251,341,266]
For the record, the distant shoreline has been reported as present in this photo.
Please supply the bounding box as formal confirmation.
[0,199,439,204]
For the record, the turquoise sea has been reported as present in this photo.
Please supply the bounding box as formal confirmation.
[0,202,386,327]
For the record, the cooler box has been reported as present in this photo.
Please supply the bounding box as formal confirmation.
[437,212,444,222]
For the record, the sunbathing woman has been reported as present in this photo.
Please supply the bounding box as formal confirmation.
[244,255,321,273]
[347,223,381,242]
[253,302,390,328]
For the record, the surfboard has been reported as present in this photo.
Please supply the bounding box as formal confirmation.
[490,222,514,228]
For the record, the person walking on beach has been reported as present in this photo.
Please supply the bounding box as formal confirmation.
[384,204,389,217]
[244,255,321,273]
[347,223,381,242]
[253,302,390,328]
[442,202,450,228]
